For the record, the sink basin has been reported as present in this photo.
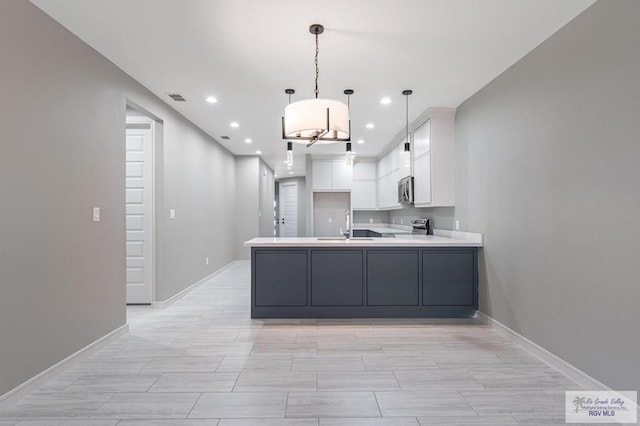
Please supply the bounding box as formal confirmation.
[316,237,374,241]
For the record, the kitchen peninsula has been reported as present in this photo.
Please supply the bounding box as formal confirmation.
[244,231,483,318]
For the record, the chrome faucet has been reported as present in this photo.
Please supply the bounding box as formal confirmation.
[344,210,351,239]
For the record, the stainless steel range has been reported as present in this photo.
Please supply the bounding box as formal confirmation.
[411,219,431,235]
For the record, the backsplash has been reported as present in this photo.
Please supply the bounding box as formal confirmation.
[353,210,390,224]
[389,206,455,230]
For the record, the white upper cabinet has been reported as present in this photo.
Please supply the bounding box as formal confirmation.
[331,160,353,190]
[353,161,376,180]
[352,160,377,210]
[312,160,333,190]
[413,153,431,205]
[413,119,431,158]
[311,159,353,191]
[412,108,456,207]
[376,148,401,210]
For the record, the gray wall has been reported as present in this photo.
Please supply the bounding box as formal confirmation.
[353,211,390,225]
[258,159,275,238]
[235,157,260,260]
[235,156,275,259]
[0,0,236,396]
[454,0,640,389]
[313,192,351,237]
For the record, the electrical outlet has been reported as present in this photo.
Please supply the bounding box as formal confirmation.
[328,217,332,223]
[455,220,460,230]
[205,257,209,266]
[92,207,100,222]
[369,218,373,224]
[170,209,176,220]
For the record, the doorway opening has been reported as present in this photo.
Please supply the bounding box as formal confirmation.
[125,102,161,305]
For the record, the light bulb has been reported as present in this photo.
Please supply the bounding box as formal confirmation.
[346,151,353,167]
[286,141,293,167]
[403,149,411,168]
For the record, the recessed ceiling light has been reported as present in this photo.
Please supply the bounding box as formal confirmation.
[357,139,365,144]
[206,96,217,103]
[244,138,252,143]
[366,123,375,129]
[380,97,391,105]
[255,150,262,154]
[289,171,294,175]
[230,122,239,128]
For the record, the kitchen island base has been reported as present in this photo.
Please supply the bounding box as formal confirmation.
[251,246,478,318]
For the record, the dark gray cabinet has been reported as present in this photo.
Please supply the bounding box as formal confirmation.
[367,250,419,306]
[251,246,477,318]
[254,250,307,306]
[353,229,383,237]
[311,250,363,306]
[422,250,475,306]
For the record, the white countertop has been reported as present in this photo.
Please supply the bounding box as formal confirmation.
[244,230,483,248]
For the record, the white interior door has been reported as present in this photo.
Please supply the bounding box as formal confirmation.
[126,121,154,304]
[279,182,298,237]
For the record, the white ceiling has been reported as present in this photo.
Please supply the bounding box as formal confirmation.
[31,0,595,178]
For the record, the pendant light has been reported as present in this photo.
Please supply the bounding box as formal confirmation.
[345,142,353,166]
[284,89,295,167]
[402,89,413,168]
[286,141,293,167]
[281,24,350,147]
[344,89,354,166]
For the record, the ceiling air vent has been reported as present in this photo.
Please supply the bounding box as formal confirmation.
[167,93,186,102]
[220,136,231,140]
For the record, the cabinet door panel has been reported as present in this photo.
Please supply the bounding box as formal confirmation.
[312,251,363,306]
[352,180,376,209]
[312,161,332,190]
[255,251,307,306]
[422,250,474,306]
[353,161,376,180]
[413,153,431,205]
[414,119,431,158]
[331,160,353,190]
[368,251,419,306]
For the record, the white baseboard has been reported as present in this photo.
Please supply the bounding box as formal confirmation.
[477,312,612,391]
[152,260,238,308]
[0,323,129,406]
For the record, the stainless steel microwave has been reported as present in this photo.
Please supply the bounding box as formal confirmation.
[398,176,414,205]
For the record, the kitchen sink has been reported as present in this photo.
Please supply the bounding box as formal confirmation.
[316,237,374,241]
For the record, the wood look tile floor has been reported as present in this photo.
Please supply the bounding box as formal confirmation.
[0,261,588,425]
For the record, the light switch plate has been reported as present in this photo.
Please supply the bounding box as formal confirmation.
[328,217,332,223]
[455,220,460,230]
[205,257,209,266]
[170,209,176,220]
[92,207,100,222]
[369,218,373,223]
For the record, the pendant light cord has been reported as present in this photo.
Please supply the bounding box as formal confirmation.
[406,93,409,140]
[314,30,320,99]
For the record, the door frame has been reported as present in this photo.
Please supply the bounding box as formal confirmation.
[125,115,156,304]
